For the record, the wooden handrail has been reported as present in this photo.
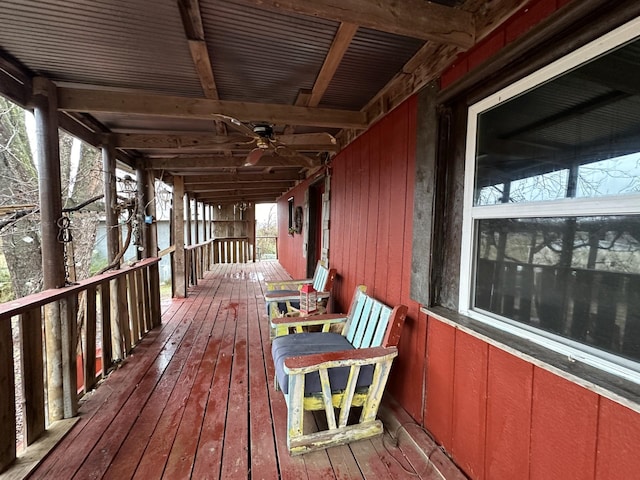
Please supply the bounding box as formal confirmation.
[0,257,162,473]
[0,258,160,319]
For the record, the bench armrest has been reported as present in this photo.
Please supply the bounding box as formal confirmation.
[284,346,398,374]
[265,291,330,301]
[265,279,312,290]
[271,313,347,328]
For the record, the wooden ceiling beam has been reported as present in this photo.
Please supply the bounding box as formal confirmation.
[113,132,338,151]
[193,186,288,196]
[178,0,220,102]
[182,172,303,183]
[147,154,321,170]
[339,0,532,148]
[308,22,359,107]
[188,181,295,191]
[236,0,475,49]
[195,194,284,204]
[57,86,367,129]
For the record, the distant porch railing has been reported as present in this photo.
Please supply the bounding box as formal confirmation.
[186,240,213,287]
[213,237,252,264]
[0,257,161,473]
[256,235,278,260]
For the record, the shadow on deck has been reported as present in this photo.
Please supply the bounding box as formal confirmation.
[27,262,453,479]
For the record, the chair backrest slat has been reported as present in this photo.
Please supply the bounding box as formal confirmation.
[313,266,328,291]
[351,297,375,348]
[371,305,393,347]
[360,302,383,348]
[344,290,368,344]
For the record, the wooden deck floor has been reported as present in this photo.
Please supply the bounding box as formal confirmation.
[28,262,444,480]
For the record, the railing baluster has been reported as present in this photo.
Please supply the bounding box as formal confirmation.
[84,286,97,393]
[100,281,113,375]
[0,315,16,471]
[61,295,78,418]
[20,308,45,445]
[0,258,162,469]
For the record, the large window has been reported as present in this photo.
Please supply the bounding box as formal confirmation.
[460,18,640,377]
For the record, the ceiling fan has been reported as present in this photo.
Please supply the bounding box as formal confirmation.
[213,114,336,167]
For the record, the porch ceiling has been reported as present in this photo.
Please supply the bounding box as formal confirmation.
[0,0,524,204]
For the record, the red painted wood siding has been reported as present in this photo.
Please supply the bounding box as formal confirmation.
[277,97,425,420]
[424,315,640,480]
[441,0,572,89]
[276,3,640,479]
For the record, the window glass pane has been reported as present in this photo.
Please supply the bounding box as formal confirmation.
[474,216,640,361]
[474,37,640,206]
[576,153,640,198]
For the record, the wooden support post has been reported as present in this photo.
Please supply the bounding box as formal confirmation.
[173,176,187,298]
[33,76,66,422]
[136,162,148,259]
[102,139,123,361]
[149,262,162,326]
[146,170,158,257]
[194,200,200,244]
[209,205,214,239]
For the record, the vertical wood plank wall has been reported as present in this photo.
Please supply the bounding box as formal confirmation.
[278,99,426,422]
[277,1,640,478]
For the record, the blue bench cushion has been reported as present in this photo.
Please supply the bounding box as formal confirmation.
[265,289,300,315]
[272,332,374,395]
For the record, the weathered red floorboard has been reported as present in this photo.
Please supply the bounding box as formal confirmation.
[75,281,218,479]
[260,296,310,480]
[101,280,222,479]
[130,291,219,479]
[325,444,365,480]
[30,294,196,479]
[369,434,419,478]
[161,300,226,479]
[248,297,279,479]
[26,262,437,480]
[190,300,237,479]
[220,298,250,478]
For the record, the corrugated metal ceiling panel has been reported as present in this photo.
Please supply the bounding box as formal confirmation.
[0,0,203,97]
[319,27,425,110]
[201,0,338,105]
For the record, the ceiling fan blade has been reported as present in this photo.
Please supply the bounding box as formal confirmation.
[244,147,266,166]
[277,132,338,148]
[212,114,258,138]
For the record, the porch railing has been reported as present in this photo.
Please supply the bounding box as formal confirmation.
[0,257,161,472]
[256,235,278,260]
[186,240,213,287]
[213,237,252,264]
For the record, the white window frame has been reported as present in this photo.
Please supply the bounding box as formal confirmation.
[459,16,640,383]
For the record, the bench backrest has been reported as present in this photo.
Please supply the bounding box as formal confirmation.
[312,263,335,292]
[342,287,407,349]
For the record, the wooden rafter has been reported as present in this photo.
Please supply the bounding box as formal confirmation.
[182,172,303,183]
[146,154,321,170]
[308,22,359,107]
[112,132,338,151]
[340,0,532,147]
[195,193,284,203]
[235,0,475,49]
[178,0,218,99]
[57,87,367,129]
[188,181,295,192]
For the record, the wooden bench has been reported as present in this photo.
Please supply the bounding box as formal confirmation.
[265,260,325,291]
[264,263,337,333]
[271,286,408,454]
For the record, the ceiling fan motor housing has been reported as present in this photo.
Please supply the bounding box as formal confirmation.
[252,124,274,139]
